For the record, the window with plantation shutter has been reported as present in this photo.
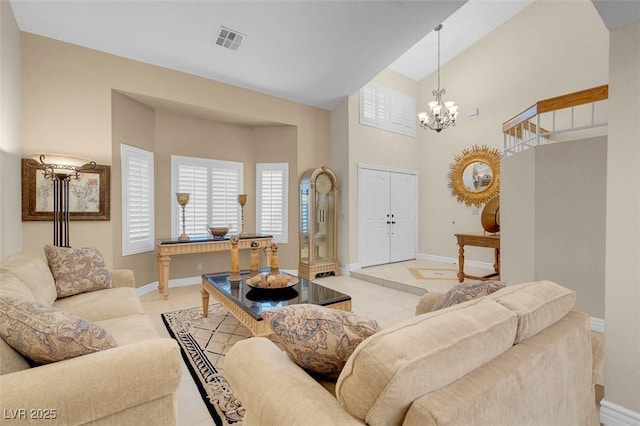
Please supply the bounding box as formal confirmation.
[256,163,288,243]
[360,82,417,137]
[171,155,242,238]
[121,144,154,255]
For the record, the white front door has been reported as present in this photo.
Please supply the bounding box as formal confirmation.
[390,172,417,263]
[358,166,417,268]
[359,168,391,268]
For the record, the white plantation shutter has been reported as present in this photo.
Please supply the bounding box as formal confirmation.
[172,156,242,238]
[257,163,288,243]
[359,82,416,137]
[177,164,208,236]
[121,144,154,255]
[210,167,240,230]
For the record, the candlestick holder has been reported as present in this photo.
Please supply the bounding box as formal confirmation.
[238,194,247,235]
[176,193,190,241]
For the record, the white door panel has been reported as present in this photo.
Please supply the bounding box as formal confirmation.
[390,173,417,262]
[359,168,390,267]
[359,167,417,268]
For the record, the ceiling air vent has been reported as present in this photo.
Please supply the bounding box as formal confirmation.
[216,26,246,51]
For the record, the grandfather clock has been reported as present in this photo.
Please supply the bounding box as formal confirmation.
[299,166,339,279]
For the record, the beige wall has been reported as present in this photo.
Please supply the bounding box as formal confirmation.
[111,92,300,285]
[111,92,156,285]
[0,2,23,258]
[417,0,608,264]
[252,125,298,269]
[332,0,608,271]
[502,137,607,319]
[330,99,350,270]
[20,33,330,283]
[501,148,536,282]
[604,19,640,414]
[345,69,420,267]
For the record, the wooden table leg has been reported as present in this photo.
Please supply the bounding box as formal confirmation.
[457,243,465,283]
[494,248,501,277]
[201,286,210,318]
[156,253,171,300]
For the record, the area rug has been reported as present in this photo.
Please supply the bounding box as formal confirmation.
[408,267,458,280]
[162,304,250,426]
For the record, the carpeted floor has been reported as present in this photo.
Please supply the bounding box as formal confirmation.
[162,304,250,426]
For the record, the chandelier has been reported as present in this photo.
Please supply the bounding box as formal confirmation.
[418,24,459,133]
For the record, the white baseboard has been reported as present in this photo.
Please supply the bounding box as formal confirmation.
[417,253,493,270]
[417,253,456,264]
[591,317,605,333]
[342,262,359,275]
[136,270,303,297]
[136,275,201,297]
[601,399,640,426]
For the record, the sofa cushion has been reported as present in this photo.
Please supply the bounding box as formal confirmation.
[44,245,112,298]
[0,336,30,374]
[0,270,36,302]
[336,297,517,426]
[0,252,57,305]
[96,314,162,346]
[262,305,381,380]
[54,287,145,322]
[0,296,117,364]
[489,280,575,343]
[432,280,505,311]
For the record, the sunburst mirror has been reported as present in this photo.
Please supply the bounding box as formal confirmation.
[448,145,502,207]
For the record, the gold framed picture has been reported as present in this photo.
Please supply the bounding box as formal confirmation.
[21,159,110,221]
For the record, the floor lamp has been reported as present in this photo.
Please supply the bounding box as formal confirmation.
[27,154,96,247]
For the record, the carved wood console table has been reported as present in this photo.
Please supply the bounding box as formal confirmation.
[155,234,272,299]
[454,232,500,283]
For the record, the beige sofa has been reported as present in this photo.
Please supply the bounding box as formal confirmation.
[226,280,599,426]
[0,251,182,425]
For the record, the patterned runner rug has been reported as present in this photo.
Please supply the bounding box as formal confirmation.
[161,304,250,426]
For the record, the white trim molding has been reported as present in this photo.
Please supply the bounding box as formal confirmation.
[417,253,457,265]
[600,399,640,426]
[590,317,605,334]
[341,262,360,275]
[136,276,201,297]
[417,253,493,270]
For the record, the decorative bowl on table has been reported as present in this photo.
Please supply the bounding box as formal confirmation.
[245,273,298,290]
[205,224,232,238]
[246,287,298,302]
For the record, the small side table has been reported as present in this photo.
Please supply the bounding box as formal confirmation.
[455,233,500,283]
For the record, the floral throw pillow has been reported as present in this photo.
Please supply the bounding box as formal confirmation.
[432,280,506,311]
[44,245,112,298]
[0,296,117,364]
[262,305,380,380]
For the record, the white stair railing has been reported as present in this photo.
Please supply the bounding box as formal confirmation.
[503,85,608,156]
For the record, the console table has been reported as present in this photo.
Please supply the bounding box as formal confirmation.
[155,234,272,299]
[455,232,500,283]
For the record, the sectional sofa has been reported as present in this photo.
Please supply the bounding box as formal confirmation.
[0,250,182,425]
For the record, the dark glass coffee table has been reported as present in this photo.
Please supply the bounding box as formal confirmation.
[201,269,352,336]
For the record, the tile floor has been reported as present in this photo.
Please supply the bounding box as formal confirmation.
[140,259,492,426]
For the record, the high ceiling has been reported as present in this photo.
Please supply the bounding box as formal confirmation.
[11,1,633,111]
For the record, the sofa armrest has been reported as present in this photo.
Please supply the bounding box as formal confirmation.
[226,337,363,425]
[110,269,135,288]
[415,291,445,315]
[0,339,181,425]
